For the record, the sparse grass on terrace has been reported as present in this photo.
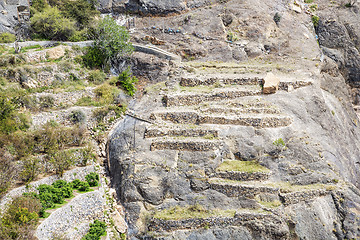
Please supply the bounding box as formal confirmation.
[257,200,282,208]
[210,178,337,193]
[216,160,270,173]
[153,205,236,220]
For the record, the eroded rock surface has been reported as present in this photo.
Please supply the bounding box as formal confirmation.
[106,1,360,239]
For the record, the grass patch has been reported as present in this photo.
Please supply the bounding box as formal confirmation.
[153,205,236,220]
[257,200,282,208]
[21,44,43,53]
[203,133,217,140]
[216,160,270,173]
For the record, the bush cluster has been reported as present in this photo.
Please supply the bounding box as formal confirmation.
[83,16,133,69]
[30,0,99,41]
[116,68,138,96]
[26,173,97,215]
[37,180,73,210]
[85,172,99,187]
[82,220,107,240]
[69,109,86,124]
[0,195,42,240]
[0,94,30,134]
[8,121,86,160]
[0,33,16,43]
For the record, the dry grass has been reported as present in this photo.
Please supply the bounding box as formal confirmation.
[216,160,270,173]
[257,200,282,208]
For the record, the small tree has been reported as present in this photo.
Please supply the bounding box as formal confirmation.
[21,156,41,183]
[117,68,138,96]
[30,6,76,40]
[49,150,74,177]
[83,16,133,69]
[0,152,18,197]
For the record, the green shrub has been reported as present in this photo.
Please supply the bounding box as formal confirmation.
[0,33,16,43]
[52,180,73,198]
[20,156,41,183]
[79,144,96,166]
[117,68,138,96]
[36,180,74,212]
[69,110,86,124]
[39,95,55,109]
[85,172,99,187]
[61,0,98,27]
[304,0,313,3]
[87,16,133,69]
[71,179,81,189]
[31,6,76,40]
[273,13,281,25]
[312,15,319,28]
[82,46,106,69]
[0,154,18,197]
[37,184,59,208]
[273,138,285,148]
[31,0,47,12]
[94,83,119,104]
[69,29,88,42]
[88,70,106,84]
[49,150,75,177]
[0,195,41,240]
[82,220,107,240]
[92,107,110,123]
[78,181,90,192]
[0,94,30,134]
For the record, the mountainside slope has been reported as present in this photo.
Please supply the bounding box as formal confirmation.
[107,0,360,239]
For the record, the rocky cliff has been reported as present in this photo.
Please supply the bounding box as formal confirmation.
[107,0,360,239]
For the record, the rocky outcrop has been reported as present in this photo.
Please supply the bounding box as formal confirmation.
[104,0,360,239]
[0,0,29,33]
[98,0,229,15]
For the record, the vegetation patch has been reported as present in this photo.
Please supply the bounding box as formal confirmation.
[30,0,99,41]
[0,33,16,43]
[115,68,138,96]
[256,199,282,208]
[153,205,236,220]
[216,160,270,173]
[82,220,107,240]
[0,195,42,239]
[23,172,98,217]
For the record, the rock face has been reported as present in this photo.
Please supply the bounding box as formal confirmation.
[0,0,29,33]
[316,1,360,102]
[263,73,280,94]
[98,0,228,15]
[107,0,360,239]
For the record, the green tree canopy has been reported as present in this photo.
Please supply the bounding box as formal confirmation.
[83,16,133,69]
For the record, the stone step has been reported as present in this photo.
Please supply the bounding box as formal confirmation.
[212,171,271,181]
[145,127,219,138]
[147,211,288,239]
[150,139,222,151]
[200,106,280,115]
[180,76,263,87]
[150,111,292,128]
[164,87,262,107]
[279,81,312,91]
[279,189,328,206]
[209,179,279,198]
